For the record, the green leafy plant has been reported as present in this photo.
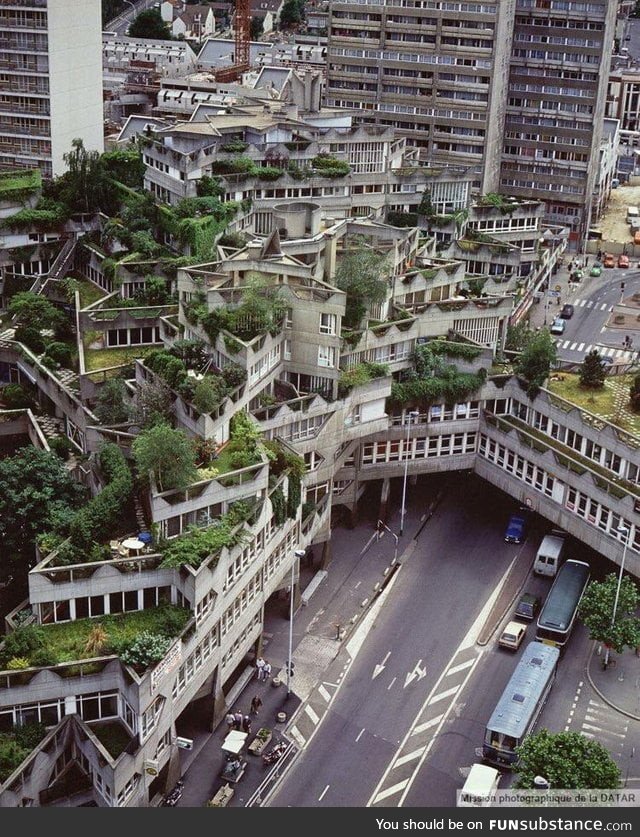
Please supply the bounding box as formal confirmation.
[118,631,171,670]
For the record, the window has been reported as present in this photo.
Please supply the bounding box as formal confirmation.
[320,313,337,335]
[317,345,337,368]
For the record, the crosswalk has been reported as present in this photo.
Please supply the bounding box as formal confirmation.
[566,695,630,762]
[573,299,613,312]
[556,339,636,362]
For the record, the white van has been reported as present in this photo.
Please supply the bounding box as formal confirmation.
[627,206,640,223]
[533,533,566,577]
[458,764,501,807]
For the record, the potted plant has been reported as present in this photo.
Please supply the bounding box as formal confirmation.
[248,726,272,755]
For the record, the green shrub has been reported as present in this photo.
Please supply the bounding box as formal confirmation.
[0,625,45,667]
[222,363,247,389]
[6,657,30,670]
[118,631,171,669]
[43,341,73,367]
[0,383,34,409]
[14,326,45,354]
[48,435,74,460]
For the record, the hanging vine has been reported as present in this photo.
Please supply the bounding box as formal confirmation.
[287,473,302,519]
[271,486,286,526]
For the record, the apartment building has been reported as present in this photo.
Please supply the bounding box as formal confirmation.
[499,0,616,243]
[326,0,515,192]
[0,0,104,177]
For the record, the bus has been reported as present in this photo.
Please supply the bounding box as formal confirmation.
[483,641,560,768]
[535,559,590,651]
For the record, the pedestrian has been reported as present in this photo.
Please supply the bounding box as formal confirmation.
[585,257,589,267]
[256,655,266,681]
[242,715,252,734]
[597,249,602,261]
[233,710,243,730]
[225,711,235,730]
[624,335,631,349]
[263,661,272,680]
[250,695,262,715]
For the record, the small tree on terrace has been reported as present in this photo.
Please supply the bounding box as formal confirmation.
[579,349,606,389]
[578,573,640,660]
[514,328,557,396]
[132,423,197,492]
[514,729,620,790]
[94,378,130,426]
[334,248,389,330]
[8,292,61,330]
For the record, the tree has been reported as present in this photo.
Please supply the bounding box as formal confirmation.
[514,328,557,396]
[630,373,640,413]
[578,573,640,655]
[132,423,198,492]
[128,9,173,40]
[94,378,130,426]
[250,16,264,40]
[514,729,620,790]
[61,139,114,214]
[580,349,606,389]
[133,377,174,428]
[505,322,533,353]
[0,447,85,582]
[193,377,223,415]
[334,248,390,329]
[8,292,60,330]
[280,0,305,28]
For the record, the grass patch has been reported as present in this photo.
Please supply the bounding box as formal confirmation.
[83,344,155,372]
[0,168,41,198]
[36,605,191,665]
[76,278,107,308]
[90,721,133,759]
[547,374,640,436]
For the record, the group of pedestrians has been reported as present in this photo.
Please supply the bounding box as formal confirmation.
[225,709,253,734]
[255,656,272,682]
[223,656,272,739]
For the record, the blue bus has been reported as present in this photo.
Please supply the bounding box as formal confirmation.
[483,641,560,767]
[535,559,590,651]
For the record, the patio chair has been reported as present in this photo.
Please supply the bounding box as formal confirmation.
[110,540,119,553]
[118,545,128,557]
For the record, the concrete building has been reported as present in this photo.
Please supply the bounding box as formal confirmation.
[0,0,104,177]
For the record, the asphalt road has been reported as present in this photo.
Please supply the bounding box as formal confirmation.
[268,475,534,807]
[552,268,640,364]
[104,0,159,36]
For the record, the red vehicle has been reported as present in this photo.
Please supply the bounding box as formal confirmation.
[603,253,615,268]
[618,254,630,268]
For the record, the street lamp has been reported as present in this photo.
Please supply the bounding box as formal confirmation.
[287,549,306,696]
[604,525,630,669]
[400,410,420,536]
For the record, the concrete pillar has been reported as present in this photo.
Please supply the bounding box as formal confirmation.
[379,477,391,521]
[211,672,226,732]
[319,539,332,570]
[254,633,264,660]
[410,473,418,486]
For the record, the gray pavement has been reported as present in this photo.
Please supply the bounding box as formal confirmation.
[587,641,640,722]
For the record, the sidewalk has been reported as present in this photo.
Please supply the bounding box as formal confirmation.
[528,254,587,331]
[586,642,640,722]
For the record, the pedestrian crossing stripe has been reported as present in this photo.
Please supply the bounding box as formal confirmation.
[557,341,636,362]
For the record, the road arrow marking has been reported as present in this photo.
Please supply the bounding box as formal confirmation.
[404,660,427,688]
[373,651,391,679]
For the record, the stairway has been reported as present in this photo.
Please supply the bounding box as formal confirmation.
[48,237,76,282]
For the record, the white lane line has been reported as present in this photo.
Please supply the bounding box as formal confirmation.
[447,659,475,676]
[568,341,577,351]
[372,779,410,804]
[304,705,320,725]
[393,747,427,768]
[428,686,460,705]
[411,715,444,736]
[586,301,594,308]
[579,299,587,307]
[356,727,366,743]
[388,677,397,690]
[318,684,331,703]
[603,347,615,357]
[577,342,585,352]
[615,350,625,358]
[318,785,330,802]
[600,303,608,311]
[583,722,626,738]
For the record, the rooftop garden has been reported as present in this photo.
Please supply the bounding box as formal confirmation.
[83,344,156,373]
[184,276,287,345]
[90,721,134,760]
[547,373,640,437]
[8,291,78,374]
[389,342,488,408]
[0,168,42,202]
[0,605,191,671]
[338,361,389,397]
[0,723,47,783]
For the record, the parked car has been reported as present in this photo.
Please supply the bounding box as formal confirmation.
[590,264,602,277]
[600,354,614,367]
[514,592,541,622]
[603,253,615,268]
[618,254,630,269]
[560,303,574,319]
[504,510,529,544]
[550,317,566,335]
[498,620,528,651]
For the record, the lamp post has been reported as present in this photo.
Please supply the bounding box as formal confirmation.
[287,549,306,696]
[604,525,630,669]
[400,410,420,536]
[377,519,399,565]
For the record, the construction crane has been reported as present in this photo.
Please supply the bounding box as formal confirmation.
[215,0,251,82]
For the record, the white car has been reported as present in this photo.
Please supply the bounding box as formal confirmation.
[550,317,565,335]
[498,620,527,650]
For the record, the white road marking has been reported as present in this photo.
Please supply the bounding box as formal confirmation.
[304,705,320,725]
[393,747,426,768]
[355,727,366,743]
[387,676,397,690]
[318,784,330,802]
[579,299,587,307]
[600,303,608,311]
[318,684,331,703]
[411,715,444,736]
[577,342,585,352]
[428,686,459,705]
[447,659,475,676]
[404,660,427,688]
[372,779,410,804]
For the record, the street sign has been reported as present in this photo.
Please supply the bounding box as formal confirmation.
[548,290,561,298]
[176,736,193,750]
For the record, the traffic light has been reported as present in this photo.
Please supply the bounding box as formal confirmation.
[621,281,626,292]
[286,662,295,677]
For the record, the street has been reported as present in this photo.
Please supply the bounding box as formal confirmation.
[104,0,159,36]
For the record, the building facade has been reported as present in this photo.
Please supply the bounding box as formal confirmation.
[0,0,104,177]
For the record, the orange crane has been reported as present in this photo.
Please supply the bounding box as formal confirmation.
[215,0,251,82]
